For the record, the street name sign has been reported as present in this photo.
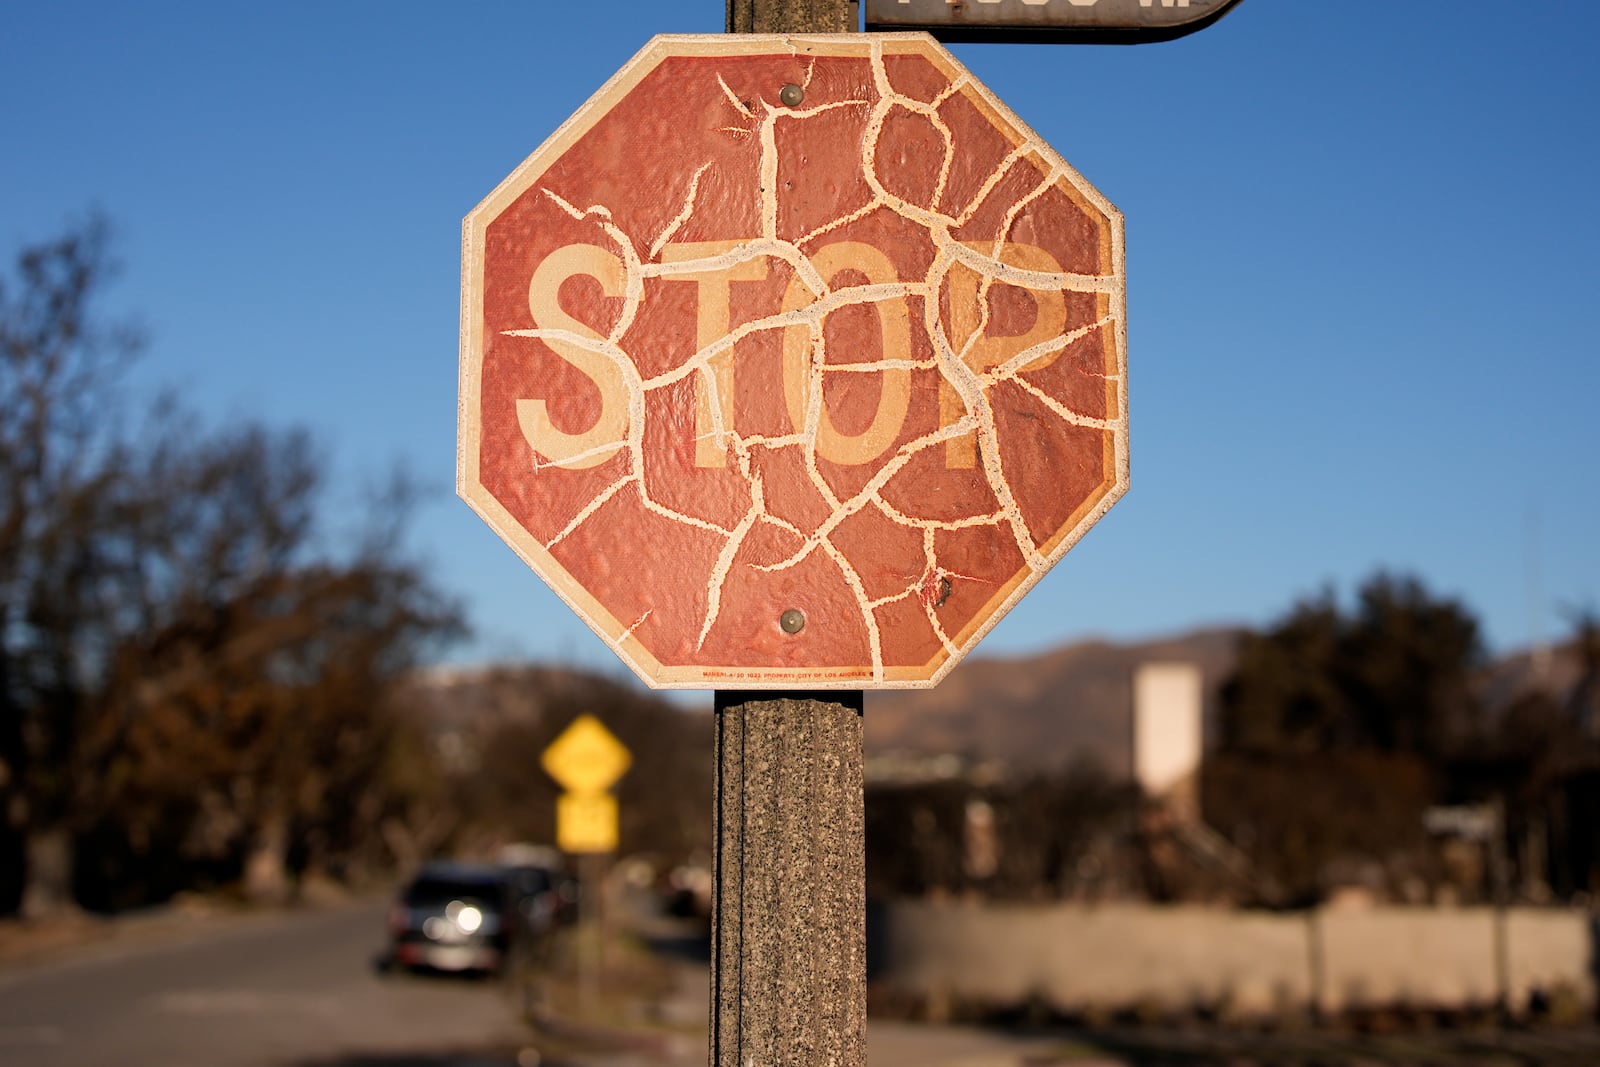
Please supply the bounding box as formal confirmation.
[865,0,1245,43]
[459,33,1127,689]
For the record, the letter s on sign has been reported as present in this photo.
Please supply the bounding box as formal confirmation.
[516,244,630,470]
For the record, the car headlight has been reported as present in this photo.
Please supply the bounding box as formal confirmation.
[447,900,483,934]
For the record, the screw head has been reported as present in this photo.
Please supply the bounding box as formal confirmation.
[779,83,804,107]
[779,608,806,634]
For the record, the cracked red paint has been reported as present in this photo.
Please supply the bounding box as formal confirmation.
[459,34,1127,689]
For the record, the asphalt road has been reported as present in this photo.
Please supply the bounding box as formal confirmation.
[0,900,530,1067]
[10,899,1600,1067]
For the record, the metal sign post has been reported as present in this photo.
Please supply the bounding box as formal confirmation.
[542,716,632,1016]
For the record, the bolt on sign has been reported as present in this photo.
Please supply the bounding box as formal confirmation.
[459,34,1127,689]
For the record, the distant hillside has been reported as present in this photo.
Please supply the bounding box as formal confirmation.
[404,661,631,730]
[405,631,1243,781]
[864,627,1244,778]
[413,626,1585,785]
[1478,639,1590,716]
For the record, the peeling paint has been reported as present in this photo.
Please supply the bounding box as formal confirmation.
[459,34,1127,689]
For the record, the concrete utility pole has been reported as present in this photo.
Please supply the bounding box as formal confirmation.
[464,7,1172,1065]
[728,0,857,34]
[711,691,865,1066]
[714,11,866,1064]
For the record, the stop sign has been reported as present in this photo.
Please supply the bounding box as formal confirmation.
[459,33,1126,689]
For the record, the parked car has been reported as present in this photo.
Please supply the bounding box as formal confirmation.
[502,859,580,937]
[385,861,516,975]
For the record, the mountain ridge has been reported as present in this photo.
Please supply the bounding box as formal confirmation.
[864,626,1244,777]
[416,625,1588,782]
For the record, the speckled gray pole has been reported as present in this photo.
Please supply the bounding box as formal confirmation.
[711,691,866,1067]
[727,0,857,33]
[719,6,865,1063]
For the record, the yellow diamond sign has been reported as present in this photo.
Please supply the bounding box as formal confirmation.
[541,714,632,794]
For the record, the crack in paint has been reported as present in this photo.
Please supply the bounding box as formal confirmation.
[502,43,1123,682]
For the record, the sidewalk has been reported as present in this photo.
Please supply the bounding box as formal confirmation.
[0,891,368,972]
[533,933,1124,1067]
[524,921,1600,1067]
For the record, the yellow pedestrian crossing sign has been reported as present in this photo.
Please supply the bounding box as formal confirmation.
[541,714,632,794]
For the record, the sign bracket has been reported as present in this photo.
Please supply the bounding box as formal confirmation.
[863,0,1247,45]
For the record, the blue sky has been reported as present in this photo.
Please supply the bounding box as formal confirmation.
[4,1,1596,682]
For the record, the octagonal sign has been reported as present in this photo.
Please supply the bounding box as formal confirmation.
[459,33,1126,690]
